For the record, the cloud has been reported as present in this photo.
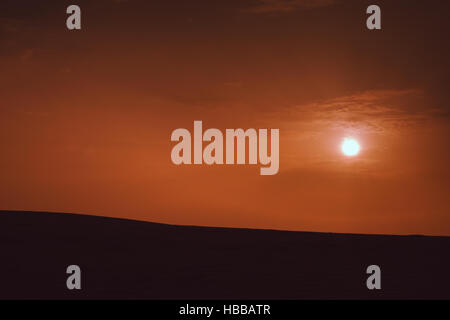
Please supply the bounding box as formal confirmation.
[258,88,445,171]
[249,0,336,13]
[272,89,442,135]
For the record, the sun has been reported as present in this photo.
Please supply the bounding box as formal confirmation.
[341,138,360,157]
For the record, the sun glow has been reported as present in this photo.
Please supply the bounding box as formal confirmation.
[341,138,360,157]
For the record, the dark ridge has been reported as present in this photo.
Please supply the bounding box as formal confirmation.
[0,210,449,299]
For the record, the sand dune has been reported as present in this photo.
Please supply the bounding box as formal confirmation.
[0,210,449,299]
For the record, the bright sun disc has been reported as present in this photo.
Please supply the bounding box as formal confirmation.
[341,138,360,156]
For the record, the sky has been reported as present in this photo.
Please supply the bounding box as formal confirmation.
[1,0,449,235]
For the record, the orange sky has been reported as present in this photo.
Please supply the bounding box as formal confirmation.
[1,0,450,235]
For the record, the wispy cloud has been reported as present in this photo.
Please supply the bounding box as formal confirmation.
[274,89,441,135]
[261,89,443,170]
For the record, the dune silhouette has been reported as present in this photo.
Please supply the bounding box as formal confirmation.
[0,210,449,299]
